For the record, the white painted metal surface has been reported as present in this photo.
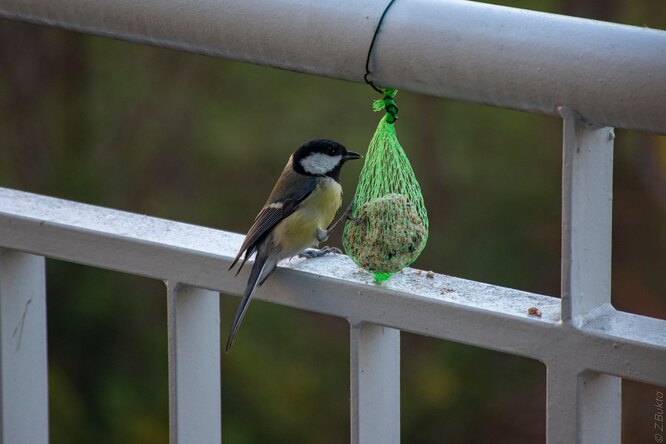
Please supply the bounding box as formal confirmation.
[551,107,620,443]
[1,187,664,386]
[350,323,400,444]
[167,283,221,444]
[0,0,665,133]
[560,107,615,324]
[0,250,49,443]
[0,187,664,386]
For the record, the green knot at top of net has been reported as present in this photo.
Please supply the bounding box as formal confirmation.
[373,88,399,124]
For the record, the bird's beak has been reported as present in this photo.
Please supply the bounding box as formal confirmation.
[344,150,363,161]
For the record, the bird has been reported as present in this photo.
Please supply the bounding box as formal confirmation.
[226,139,362,351]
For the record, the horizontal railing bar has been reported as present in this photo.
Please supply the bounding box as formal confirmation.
[0,0,664,134]
[1,187,664,386]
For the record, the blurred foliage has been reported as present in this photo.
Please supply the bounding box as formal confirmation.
[0,1,664,442]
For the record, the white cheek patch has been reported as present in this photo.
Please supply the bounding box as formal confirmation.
[300,153,342,175]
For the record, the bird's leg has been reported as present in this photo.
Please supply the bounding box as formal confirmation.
[300,199,366,259]
[299,228,342,258]
[325,199,365,235]
[316,227,330,243]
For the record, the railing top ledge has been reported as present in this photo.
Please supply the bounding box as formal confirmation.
[1,0,665,134]
[0,187,561,343]
[0,187,559,322]
[1,187,665,385]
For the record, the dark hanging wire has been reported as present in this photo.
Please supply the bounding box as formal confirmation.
[364,0,399,123]
[364,0,397,93]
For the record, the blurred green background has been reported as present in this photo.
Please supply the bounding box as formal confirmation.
[0,1,664,442]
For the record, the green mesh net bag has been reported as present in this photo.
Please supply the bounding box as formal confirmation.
[343,89,429,282]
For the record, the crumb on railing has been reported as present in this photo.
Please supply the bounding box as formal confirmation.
[528,306,542,317]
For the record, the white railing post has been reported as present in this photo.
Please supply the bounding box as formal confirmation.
[546,364,580,444]
[350,322,400,444]
[552,107,620,444]
[167,282,221,444]
[0,249,49,443]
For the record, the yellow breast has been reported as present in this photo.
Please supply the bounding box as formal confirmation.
[272,178,342,257]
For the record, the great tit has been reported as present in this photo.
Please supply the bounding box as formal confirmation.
[227,139,362,351]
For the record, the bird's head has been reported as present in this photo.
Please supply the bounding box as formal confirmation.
[292,139,362,180]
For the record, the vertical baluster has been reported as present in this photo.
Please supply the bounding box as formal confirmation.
[350,322,400,444]
[167,283,221,444]
[0,250,49,443]
[551,107,620,444]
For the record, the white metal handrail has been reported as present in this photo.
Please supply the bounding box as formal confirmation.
[0,186,664,383]
[0,0,665,133]
[1,183,665,443]
[0,1,665,443]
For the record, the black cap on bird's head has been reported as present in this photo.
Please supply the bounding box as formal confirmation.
[292,139,362,180]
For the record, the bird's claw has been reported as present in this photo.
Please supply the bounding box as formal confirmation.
[349,215,366,226]
[342,200,365,226]
[299,246,342,258]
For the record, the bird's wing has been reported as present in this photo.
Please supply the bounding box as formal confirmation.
[229,169,317,273]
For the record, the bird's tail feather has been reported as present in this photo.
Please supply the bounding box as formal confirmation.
[225,254,275,352]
